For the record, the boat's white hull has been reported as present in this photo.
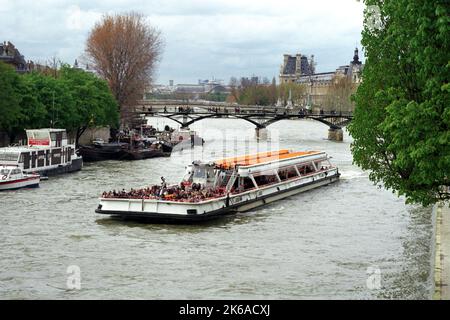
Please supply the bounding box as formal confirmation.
[0,176,40,191]
[96,169,340,223]
[234,174,337,212]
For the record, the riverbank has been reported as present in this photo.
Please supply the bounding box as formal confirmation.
[433,203,450,300]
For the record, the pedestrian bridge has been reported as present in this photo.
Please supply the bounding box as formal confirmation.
[134,100,353,141]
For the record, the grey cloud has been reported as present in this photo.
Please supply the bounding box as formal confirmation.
[1,0,365,84]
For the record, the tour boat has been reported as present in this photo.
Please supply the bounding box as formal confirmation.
[96,149,340,223]
[0,166,40,191]
[0,129,83,177]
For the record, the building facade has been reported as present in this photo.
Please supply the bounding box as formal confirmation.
[0,41,28,73]
[279,53,315,84]
[279,48,363,109]
[0,41,59,74]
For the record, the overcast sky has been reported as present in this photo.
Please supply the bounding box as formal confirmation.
[0,0,365,84]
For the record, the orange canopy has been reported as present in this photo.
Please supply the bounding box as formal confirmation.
[215,150,320,169]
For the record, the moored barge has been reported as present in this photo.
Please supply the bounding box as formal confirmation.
[96,149,340,223]
[0,129,82,177]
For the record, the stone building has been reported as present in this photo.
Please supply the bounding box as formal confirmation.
[0,41,54,74]
[0,41,28,73]
[279,53,315,84]
[279,48,363,109]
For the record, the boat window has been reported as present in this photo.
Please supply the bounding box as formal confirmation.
[231,177,239,192]
[28,130,50,146]
[253,173,279,187]
[11,169,21,175]
[0,152,19,162]
[217,172,233,188]
[194,167,206,179]
[241,177,256,191]
[0,169,10,176]
[297,164,315,175]
[316,160,331,170]
[277,166,299,181]
[206,167,215,180]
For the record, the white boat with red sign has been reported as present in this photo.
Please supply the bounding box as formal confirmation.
[0,166,40,191]
[96,149,340,223]
[0,129,83,177]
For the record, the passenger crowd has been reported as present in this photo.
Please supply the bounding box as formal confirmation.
[102,178,227,203]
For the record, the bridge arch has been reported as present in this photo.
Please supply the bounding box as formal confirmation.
[160,113,266,129]
[144,112,351,142]
[251,115,351,130]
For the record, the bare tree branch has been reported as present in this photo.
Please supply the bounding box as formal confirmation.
[85,12,163,126]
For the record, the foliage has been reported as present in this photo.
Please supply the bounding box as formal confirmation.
[277,82,307,105]
[59,66,119,144]
[324,76,355,112]
[200,92,228,102]
[0,62,119,146]
[348,0,450,206]
[85,12,163,123]
[0,62,22,135]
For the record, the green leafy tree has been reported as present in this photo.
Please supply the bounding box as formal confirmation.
[0,62,118,146]
[237,84,281,106]
[0,62,22,141]
[60,66,119,146]
[348,0,450,206]
[24,72,78,131]
[277,82,307,105]
[19,75,48,129]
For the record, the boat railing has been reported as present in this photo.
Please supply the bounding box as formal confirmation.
[100,167,338,205]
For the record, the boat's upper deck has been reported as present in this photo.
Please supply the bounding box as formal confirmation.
[214,150,323,169]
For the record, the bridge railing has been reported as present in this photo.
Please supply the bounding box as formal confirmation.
[134,105,353,117]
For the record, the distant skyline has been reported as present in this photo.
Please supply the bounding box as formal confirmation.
[1,0,365,84]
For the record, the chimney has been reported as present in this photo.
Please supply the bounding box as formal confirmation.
[283,54,290,67]
[296,53,302,74]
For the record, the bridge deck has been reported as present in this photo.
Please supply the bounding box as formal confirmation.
[134,101,353,129]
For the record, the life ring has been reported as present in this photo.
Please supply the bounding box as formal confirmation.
[1,175,7,180]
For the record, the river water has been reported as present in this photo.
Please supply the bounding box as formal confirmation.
[0,119,433,299]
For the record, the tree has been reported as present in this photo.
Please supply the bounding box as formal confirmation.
[60,66,119,147]
[348,0,450,206]
[23,71,77,131]
[270,77,277,104]
[15,74,48,132]
[325,76,355,112]
[229,77,240,102]
[236,84,278,106]
[0,62,22,141]
[85,12,163,125]
[277,82,307,105]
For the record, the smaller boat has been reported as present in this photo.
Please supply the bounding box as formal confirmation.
[120,141,171,160]
[0,166,40,191]
[79,140,129,162]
